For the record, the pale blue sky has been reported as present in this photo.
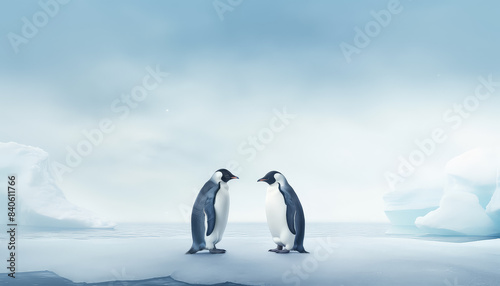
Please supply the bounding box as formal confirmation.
[1,0,500,223]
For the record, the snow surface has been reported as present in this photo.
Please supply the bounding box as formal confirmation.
[2,231,499,286]
[0,142,115,228]
[0,270,245,286]
[385,148,500,236]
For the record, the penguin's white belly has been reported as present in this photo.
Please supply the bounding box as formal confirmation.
[265,184,295,249]
[205,183,230,249]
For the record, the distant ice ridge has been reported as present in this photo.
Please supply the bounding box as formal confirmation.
[384,148,500,236]
[0,142,115,228]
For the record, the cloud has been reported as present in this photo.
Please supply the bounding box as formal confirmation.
[2,1,500,223]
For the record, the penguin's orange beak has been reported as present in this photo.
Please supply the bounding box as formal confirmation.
[257,178,266,182]
[231,176,239,179]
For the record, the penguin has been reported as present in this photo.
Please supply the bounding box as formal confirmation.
[258,171,308,253]
[186,169,238,254]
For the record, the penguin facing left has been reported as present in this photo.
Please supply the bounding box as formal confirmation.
[258,171,308,254]
[186,169,239,254]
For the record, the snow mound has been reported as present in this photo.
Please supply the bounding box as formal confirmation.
[385,148,500,236]
[0,142,115,228]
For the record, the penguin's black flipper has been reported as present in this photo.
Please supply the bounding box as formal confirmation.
[278,184,297,235]
[279,180,307,253]
[189,180,218,253]
[205,183,221,236]
[285,203,297,235]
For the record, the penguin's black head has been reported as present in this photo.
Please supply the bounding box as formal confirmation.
[217,169,239,183]
[257,171,281,185]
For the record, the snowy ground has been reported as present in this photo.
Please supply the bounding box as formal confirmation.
[1,224,499,286]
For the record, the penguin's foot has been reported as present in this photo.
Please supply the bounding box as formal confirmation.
[186,248,199,254]
[269,245,283,252]
[209,248,226,254]
[275,249,290,254]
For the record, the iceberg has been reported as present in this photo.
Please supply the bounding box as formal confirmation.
[0,142,115,228]
[444,148,498,208]
[383,187,442,234]
[486,183,500,223]
[385,148,500,236]
[415,191,498,236]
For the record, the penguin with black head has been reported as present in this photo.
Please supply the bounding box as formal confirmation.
[258,171,308,253]
[186,169,238,254]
